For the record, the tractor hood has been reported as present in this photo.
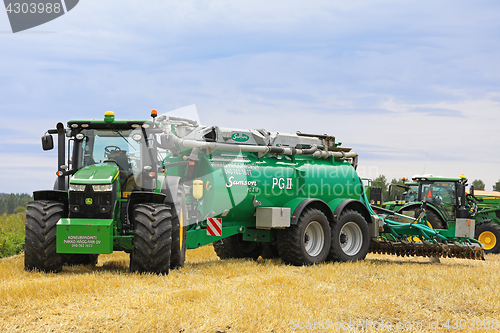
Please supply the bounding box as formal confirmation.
[70,162,120,185]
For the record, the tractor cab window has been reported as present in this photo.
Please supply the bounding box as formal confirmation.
[405,185,418,202]
[80,129,139,169]
[421,182,457,220]
[79,129,142,189]
[77,127,158,194]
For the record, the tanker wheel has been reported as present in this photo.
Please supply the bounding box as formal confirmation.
[328,209,370,262]
[170,185,187,269]
[63,254,99,266]
[277,208,331,265]
[213,234,262,259]
[261,243,280,259]
[475,223,500,254]
[130,203,172,275]
[399,207,447,229]
[24,200,63,273]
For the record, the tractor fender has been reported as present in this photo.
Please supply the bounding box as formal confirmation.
[161,176,182,204]
[127,191,167,225]
[33,190,69,217]
[288,198,334,225]
[330,198,372,225]
[161,176,183,217]
[397,203,446,224]
[476,219,492,226]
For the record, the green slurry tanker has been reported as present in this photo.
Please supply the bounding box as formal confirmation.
[25,109,484,274]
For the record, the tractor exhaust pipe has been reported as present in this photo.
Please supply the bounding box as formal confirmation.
[56,122,66,191]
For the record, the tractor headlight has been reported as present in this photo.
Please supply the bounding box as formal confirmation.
[92,184,113,192]
[69,184,86,191]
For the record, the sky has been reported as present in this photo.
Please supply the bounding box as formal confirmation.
[1,0,500,194]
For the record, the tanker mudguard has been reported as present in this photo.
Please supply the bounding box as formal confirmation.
[290,198,334,225]
[332,199,372,225]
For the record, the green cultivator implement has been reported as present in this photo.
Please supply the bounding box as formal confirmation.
[25,108,484,274]
[369,206,484,260]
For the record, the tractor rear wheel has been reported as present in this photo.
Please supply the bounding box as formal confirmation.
[170,201,187,269]
[24,200,63,273]
[213,234,262,259]
[475,222,500,254]
[328,209,370,262]
[277,208,331,265]
[130,203,172,275]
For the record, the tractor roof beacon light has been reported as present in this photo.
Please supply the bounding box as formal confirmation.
[151,109,158,119]
[104,111,115,123]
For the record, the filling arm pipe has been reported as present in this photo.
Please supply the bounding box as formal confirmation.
[163,129,358,166]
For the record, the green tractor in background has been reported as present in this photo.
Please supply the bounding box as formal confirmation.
[374,175,500,253]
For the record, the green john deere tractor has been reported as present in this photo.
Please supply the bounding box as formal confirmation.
[374,175,500,253]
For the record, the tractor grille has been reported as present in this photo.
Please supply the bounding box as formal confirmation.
[69,185,116,219]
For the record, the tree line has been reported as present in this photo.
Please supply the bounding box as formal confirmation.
[0,193,33,215]
[371,176,500,202]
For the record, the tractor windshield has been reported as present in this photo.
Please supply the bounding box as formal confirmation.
[75,127,159,193]
[79,129,140,170]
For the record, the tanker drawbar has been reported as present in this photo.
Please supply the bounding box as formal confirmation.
[25,108,484,274]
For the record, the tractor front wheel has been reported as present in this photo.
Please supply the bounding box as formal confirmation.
[24,200,63,273]
[130,203,172,275]
[475,222,500,254]
[277,208,331,265]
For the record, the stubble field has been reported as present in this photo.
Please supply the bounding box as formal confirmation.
[1,246,499,332]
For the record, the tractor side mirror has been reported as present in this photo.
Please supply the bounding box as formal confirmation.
[388,185,392,198]
[469,185,475,196]
[42,134,54,151]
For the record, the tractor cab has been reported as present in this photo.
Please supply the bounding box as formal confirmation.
[417,179,457,220]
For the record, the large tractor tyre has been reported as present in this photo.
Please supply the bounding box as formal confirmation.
[328,209,370,262]
[399,207,447,229]
[170,198,187,269]
[277,208,331,266]
[130,203,172,275]
[63,254,99,266]
[261,243,280,259]
[213,234,262,260]
[475,223,500,254]
[24,200,63,273]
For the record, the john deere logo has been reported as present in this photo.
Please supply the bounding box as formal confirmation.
[85,198,93,205]
[231,133,249,142]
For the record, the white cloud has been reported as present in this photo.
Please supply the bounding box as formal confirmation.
[1,0,500,192]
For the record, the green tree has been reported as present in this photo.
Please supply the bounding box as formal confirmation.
[0,193,33,215]
[472,179,485,191]
[493,180,500,191]
[372,175,389,201]
[6,194,16,215]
